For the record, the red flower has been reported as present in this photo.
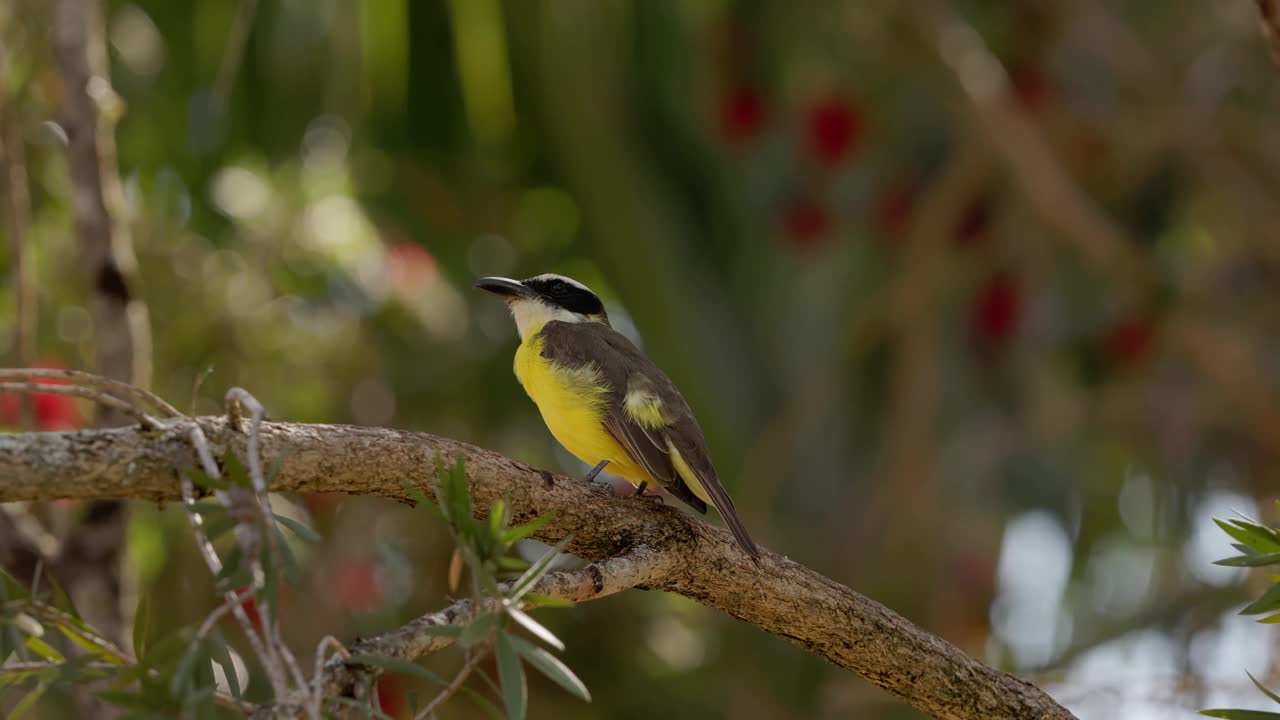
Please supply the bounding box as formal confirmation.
[805,94,864,167]
[718,88,765,146]
[386,243,437,294]
[782,199,832,254]
[236,586,262,631]
[0,359,83,431]
[971,274,1022,349]
[1103,317,1154,367]
[336,560,385,613]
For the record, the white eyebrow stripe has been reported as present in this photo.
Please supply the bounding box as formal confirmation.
[525,273,595,294]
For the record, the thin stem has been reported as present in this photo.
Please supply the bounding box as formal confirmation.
[414,644,492,720]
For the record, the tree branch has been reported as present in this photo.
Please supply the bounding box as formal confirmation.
[0,419,1076,720]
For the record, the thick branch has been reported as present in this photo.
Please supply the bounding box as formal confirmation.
[0,420,1075,720]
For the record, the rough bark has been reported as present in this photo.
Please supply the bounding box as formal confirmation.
[0,419,1076,720]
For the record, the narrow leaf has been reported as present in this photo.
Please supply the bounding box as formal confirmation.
[522,594,575,609]
[508,635,591,702]
[509,536,572,602]
[495,632,527,720]
[24,636,64,663]
[207,628,241,699]
[506,607,564,652]
[1200,711,1280,719]
[1248,671,1280,705]
[458,612,498,648]
[347,654,448,686]
[133,592,152,659]
[1215,554,1280,567]
[273,513,322,544]
[501,513,555,545]
[1242,582,1280,616]
[6,681,48,720]
[1215,518,1280,554]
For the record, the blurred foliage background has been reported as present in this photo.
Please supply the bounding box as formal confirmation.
[3,0,1280,717]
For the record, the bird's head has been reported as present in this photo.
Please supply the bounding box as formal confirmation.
[474,273,610,339]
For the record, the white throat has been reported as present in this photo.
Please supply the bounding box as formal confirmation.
[511,299,583,340]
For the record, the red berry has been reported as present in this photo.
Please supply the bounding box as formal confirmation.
[336,560,384,613]
[718,88,765,146]
[805,94,864,167]
[782,199,832,253]
[377,674,408,718]
[1103,317,1154,367]
[972,274,1021,349]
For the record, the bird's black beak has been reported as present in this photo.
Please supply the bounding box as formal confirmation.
[474,276,536,300]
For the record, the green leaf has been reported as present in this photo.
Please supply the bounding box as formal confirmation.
[399,480,442,519]
[506,607,564,652]
[188,468,229,492]
[222,450,251,489]
[501,513,555,545]
[1242,582,1280,616]
[347,654,448,686]
[207,628,241,699]
[509,536,572,602]
[169,637,204,698]
[1261,614,1280,624]
[1249,671,1280,705]
[459,685,506,720]
[495,632,527,720]
[508,634,590,702]
[215,546,244,587]
[0,566,28,601]
[133,592,152,659]
[265,449,292,489]
[489,499,508,541]
[273,526,303,585]
[522,593,575,609]
[24,636,64,663]
[57,625,125,665]
[44,574,77,621]
[441,455,476,541]
[6,681,48,720]
[1215,554,1280,567]
[273,513,322,544]
[458,612,498,649]
[1215,518,1280,554]
[1200,711,1280,719]
[497,556,531,573]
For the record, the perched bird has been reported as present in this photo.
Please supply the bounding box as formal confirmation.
[475,274,761,564]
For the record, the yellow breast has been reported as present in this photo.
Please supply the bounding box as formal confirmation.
[514,335,648,483]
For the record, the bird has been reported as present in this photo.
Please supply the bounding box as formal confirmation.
[475,273,761,565]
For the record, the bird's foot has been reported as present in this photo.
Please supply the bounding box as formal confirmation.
[630,481,665,505]
[583,460,610,483]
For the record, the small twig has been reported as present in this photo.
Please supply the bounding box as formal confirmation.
[0,504,61,562]
[310,636,350,718]
[0,381,159,429]
[0,368,180,418]
[179,468,288,702]
[414,645,492,720]
[195,585,257,641]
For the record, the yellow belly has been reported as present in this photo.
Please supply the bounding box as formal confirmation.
[514,336,649,484]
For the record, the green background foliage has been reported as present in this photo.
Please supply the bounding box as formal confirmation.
[3,1,1280,717]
